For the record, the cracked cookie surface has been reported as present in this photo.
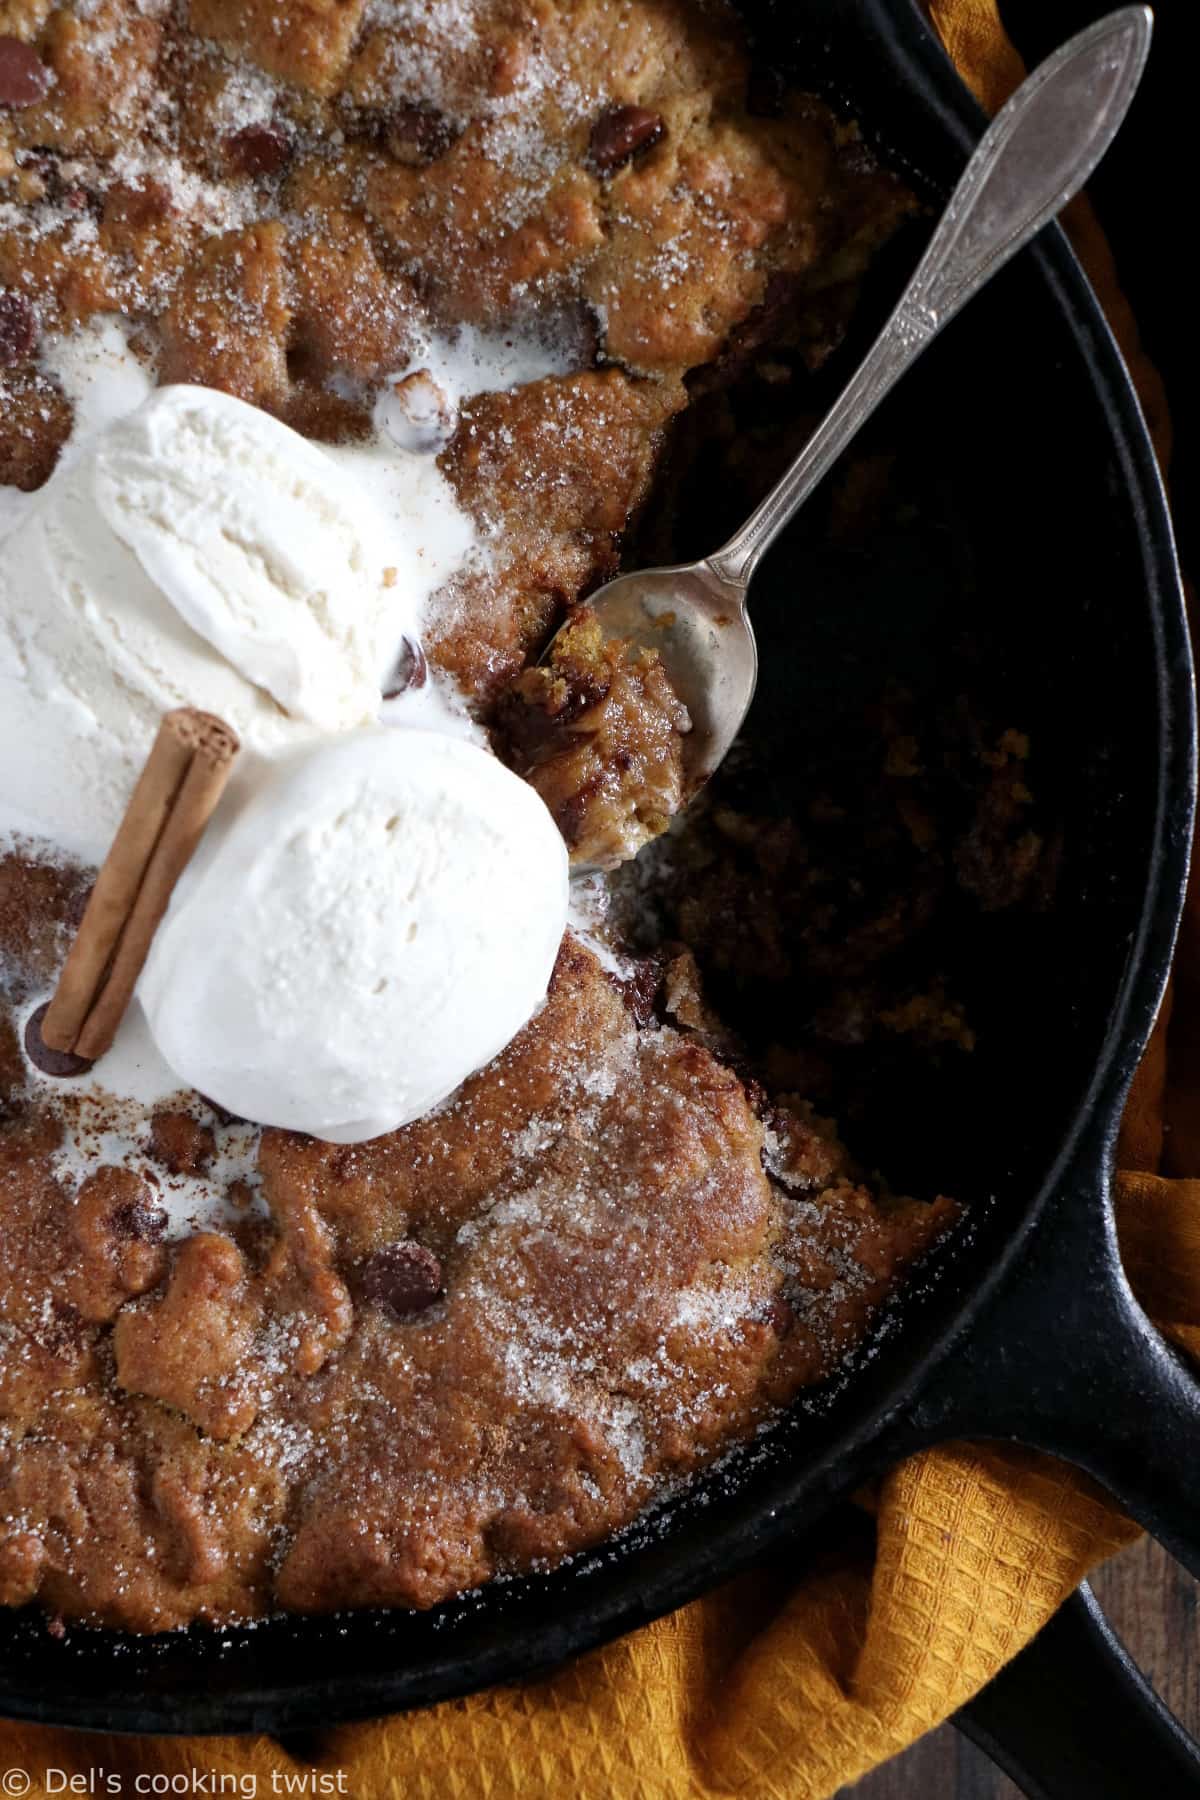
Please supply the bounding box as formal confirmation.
[0,0,958,1631]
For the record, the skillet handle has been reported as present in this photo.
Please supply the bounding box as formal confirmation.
[886,1155,1200,1578]
[955,1581,1200,1800]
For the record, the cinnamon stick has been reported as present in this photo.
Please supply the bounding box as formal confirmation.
[40,708,240,1064]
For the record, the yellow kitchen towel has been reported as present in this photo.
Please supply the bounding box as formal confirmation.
[0,4,1189,1795]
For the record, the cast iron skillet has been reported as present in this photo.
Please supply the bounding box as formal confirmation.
[1,0,1197,1782]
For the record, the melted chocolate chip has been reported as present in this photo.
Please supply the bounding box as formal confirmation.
[385,103,456,167]
[23,1004,94,1079]
[552,781,603,851]
[555,666,611,726]
[588,105,665,176]
[498,662,612,768]
[0,37,53,109]
[0,289,36,367]
[382,635,428,699]
[225,123,292,179]
[361,1241,444,1319]
[112,1196,167,1243]
[609,956,662,1028]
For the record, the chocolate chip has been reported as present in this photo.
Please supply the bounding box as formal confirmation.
[103,177,173,230]
[225,123,292,180]
[609,956,662,1028]
[0,37,53,109]
[382,635,428,700]
[361,1241,443,1318]
[23,1004,94,1079]
[588,105,665,176]
[385,103,455,167]
[0,290,36,367]
[111,1197,167,1243]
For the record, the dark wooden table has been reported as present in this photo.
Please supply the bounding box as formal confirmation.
[846,1541,1199,1796]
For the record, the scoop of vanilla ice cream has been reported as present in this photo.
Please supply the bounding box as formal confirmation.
[139,731,569,1143]
[89,385,405,731]
[0,385,473,862]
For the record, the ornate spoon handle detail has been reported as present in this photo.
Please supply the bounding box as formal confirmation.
[706,7,1153,592]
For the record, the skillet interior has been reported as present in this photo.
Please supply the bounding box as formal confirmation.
[0,0,1189,1733]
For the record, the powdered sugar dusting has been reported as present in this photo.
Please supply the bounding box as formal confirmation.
[53,1096,261,1237]
[0,0,953,1633]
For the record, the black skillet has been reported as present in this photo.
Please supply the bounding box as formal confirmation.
[1,0,1197,1790]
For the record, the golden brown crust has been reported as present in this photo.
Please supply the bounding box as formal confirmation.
[187,0,369,99]
[0,912,954,1628]
[158,222,294,409]
[0,0,910,556]
[431,369,686,699]
[0,0,944,1633]
[501,605,691,866]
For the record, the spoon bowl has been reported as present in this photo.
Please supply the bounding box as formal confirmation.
[576,561,758,794]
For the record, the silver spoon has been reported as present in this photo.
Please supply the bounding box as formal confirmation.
[553,6,1152,806]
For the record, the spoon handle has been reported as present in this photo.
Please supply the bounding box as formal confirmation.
[705,6,1152,593]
